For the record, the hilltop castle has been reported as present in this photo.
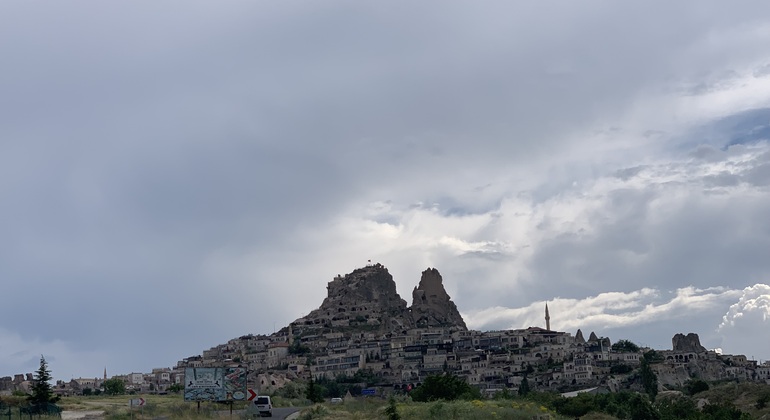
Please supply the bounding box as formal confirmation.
[16,263,767,397]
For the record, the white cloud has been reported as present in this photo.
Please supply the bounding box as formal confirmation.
[300,140,770,308]
[717,284,770,360]
[462,286,741,334]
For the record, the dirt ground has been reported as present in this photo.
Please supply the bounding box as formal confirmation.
[61,410,105,420]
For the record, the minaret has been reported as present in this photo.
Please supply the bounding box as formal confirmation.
[103,367,107,380]
[545,303,551,331]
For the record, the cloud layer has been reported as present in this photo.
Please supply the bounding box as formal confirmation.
[463,284,770,360]
[2,1,770,378]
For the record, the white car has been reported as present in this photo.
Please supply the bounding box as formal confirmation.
[254,396,272,417]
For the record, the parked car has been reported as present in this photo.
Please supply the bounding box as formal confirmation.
[254,396,272,417]
[330,397,343,404]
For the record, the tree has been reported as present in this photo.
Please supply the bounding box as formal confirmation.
[628,393,659,420]
[640,358,658,401]
[288,340,311,356]
[611,339,641,353]
[351,368,377,386]
[167,383,184,393]
[657,395,697,420]
[104,378,126,395]
[305,377,324,403]
[643,350,664,364]
[496,387,513,400]
[319,377,343,398]
[757,394,770,410]
[518,376,531,396]
[684,379,709,396]
[273,381,303,399]
[28,356,60,405]
[702,402,751,419]
[610,364,633,374]
[410,373,480,402]
[383,395,400,420]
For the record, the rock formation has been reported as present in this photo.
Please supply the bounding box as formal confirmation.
[294,263,414,333]
[672,333,707,353]
[410,268,467,330]
[291,264,468,335]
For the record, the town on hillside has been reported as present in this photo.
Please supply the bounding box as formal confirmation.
[2,264,768,398]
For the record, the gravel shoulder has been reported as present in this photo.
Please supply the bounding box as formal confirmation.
[61,410,105,420]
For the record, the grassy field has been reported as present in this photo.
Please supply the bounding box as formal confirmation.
[3,394,568,420]
[1,394,255,420]
[4,381,767,420]
[296,398,568,420]
[693,381,770,417]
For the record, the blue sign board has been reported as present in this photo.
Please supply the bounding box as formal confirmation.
[361,388,376,396]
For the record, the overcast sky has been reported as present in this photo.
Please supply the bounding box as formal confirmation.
[2,1,770,381]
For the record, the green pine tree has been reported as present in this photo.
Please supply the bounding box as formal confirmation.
[518,376,530,396]
[640,358,658,401]
[28,356,60,405]
[306,377,324,403]
[384,395,400,420]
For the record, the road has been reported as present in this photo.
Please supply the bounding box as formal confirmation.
[273,407,301,419]
[228,407,301,419]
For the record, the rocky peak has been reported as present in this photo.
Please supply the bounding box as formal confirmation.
[291,264,468,336]
[293,263,414,334]
[672,333,707,353]
[575,329,585,344]
[409,268,467,330]
[324,264,406,309]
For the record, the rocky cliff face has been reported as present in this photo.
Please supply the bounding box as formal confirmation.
[410,268,467,330]
[292,264,467,335]
[295,263,414,333]
[575,329,586,343]
[672,333,707,353]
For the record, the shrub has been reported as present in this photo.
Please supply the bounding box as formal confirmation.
[297,404,328,420]
[756,394,770,409]
[612,339,641,353]
[685,379,709,396]
[383,395,400,420]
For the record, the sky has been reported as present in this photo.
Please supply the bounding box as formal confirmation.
[2,1,770,381]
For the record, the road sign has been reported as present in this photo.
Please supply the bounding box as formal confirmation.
[361,388,375,396]
[184,367,247,402]
[129,398,145,407]
[247,388,257,401]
